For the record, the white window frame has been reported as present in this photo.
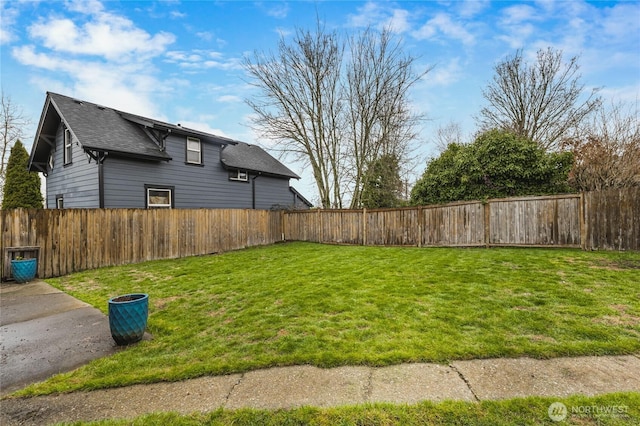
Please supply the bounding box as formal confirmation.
[56,195,64,209]
[229,169,248,182]
[63,127,72,165]
[146,187,173,209]
[186,137,202,164]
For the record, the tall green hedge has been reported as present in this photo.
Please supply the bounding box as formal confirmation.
[411,129,574,205]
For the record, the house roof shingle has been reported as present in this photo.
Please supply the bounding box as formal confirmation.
[48,92,172,161]
[221,143,300,179]
[29,92,300,179]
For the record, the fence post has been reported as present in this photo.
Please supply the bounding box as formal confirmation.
[317,208,322,243]
[417,206,423,248]
[579,192,587,250]
[484,202,491,248]
[0,209,5,280]
[280,210,285,242]
[362,208,367,246]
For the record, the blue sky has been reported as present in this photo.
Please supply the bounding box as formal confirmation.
[1,0,639,204]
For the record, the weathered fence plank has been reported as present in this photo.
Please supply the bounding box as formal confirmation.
[583,188,640,251]
[1,208,284,279]
[488,194,581,247]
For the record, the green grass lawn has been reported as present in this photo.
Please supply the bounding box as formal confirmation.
[17,242,640,396]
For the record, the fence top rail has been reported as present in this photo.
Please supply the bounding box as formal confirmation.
[285,193,582,215]
[486,193,581,203]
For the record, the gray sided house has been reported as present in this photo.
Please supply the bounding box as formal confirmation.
[28,92,312,210]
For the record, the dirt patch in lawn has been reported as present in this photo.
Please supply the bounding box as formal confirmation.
[590,259,640,271]
[154,296,181,310]
[593,304,640,327]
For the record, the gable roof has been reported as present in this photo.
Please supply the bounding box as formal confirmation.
[29,92,299,179]
[221,142,300,179]
[31,93,173,166]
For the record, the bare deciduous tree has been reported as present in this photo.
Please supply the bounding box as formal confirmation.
[1,92,30,202]
[344,28,427,208]
[562,100,640,191]
[477,47,601,151]
[244,22,428,208]
[244,22,343,208]
[433,121,465,153]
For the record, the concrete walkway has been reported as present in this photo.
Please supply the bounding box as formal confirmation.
[0,281,117,396]
[1,281,639,425]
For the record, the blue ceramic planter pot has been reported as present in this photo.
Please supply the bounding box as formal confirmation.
[11,258,37,283]
[108,293,149,345]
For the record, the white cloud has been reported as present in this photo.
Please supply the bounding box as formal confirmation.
[495,3,550,49]
[275,27,293,38]
[170,10,187,19]
[165,50,242,70]
[27,6,175,62]
[10,1,178,120]
[0,2,20,45]
[500,4,538,25]
[496,23,535,49]
[458,0,490,18]
[597,85,640,104]
[196,31,214,41]
[177,121,230,138]
[66,0,104,15]
[425,58,464,87]
[412,13,475,45]
[347,2,412,34]
[12,45,65,71]
[600,3,640,41]
[255,2,289,19]
[217,95,242,103]
[386,8,412,34]
[12,45,163,117]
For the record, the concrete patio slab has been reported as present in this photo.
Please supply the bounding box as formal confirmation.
[0,281,117,396]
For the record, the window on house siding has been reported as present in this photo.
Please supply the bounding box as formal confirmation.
[229,169,248,182]
[146,187,173,209]
[56,195,64,209]
[186,137,202,164]
[63,127,72,165]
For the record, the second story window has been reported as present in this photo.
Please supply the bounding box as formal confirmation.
[63,127,72,165]
[186,137,202,164]
[229,169,248,182]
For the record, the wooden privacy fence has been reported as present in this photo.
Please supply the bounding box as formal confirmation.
[1,208,283,280]
[284,188,639,251]
[1,188,637,280]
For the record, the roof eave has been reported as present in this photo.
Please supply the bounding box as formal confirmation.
[83,146,172,162]
[220,160,299,180]
[28,94,56,171]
